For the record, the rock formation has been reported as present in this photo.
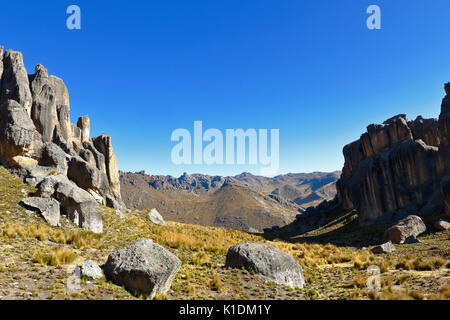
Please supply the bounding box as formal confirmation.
[333,84,450,224]
[103,239,181,299]
[0,47,125,232]
[383,215,426,244]
[225,242,305,289]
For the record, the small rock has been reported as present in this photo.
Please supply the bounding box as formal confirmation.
[80,260,103,280]
[371,241,396,254]
[148,208,165,226]
[434,219,450,231]
[404,235,420,244]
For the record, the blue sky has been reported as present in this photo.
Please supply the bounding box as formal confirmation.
[1,0,450,177]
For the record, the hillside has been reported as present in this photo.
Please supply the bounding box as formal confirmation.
[0,166,448,300]
[120,171,340,231]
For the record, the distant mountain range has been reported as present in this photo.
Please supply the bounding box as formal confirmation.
[120,171,340,231]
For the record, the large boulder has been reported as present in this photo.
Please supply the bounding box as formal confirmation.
[36,174,103,233]
[0,99,40,166]
[225,242,305,289]
[67,155,111,205]
[383,215,426,244]
[103,239,181,299]
[148,208,165,226]
[20,197,60,227]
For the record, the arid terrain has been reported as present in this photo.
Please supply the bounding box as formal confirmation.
[0,166,448,301]
[120,171,340,231]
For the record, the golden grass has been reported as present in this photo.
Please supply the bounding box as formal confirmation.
[154,292,169,300]
[396,256,447,271]
[33,248,77,266]
[353,274,367,288]
[2,222,100,249]
[209,272,223,293]
[191,252,211,266]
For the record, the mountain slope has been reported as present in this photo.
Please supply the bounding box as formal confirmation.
[120,171,340,231]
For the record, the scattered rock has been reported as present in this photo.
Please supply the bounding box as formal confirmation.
[80,260,103,280]
[225,242,305,289]
[20,197,60,227]
[434,219,450,231]
[148,208,165,226]
[103,239,181,299]
[371,241,396,254]
[383,215,426,244]
[404,235,420,244]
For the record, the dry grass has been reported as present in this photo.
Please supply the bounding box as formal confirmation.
[191,252,211,266]
[209,272,223,293]
[154,292,169,300]
[396,256,447,271]
[33,248,77,267]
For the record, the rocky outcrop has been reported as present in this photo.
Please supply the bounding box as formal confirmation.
[0,47,125,232]
[333,84,450,224]
[103,239,181,299]
[36,174,103,233]
[383,215,426,244]
[225,242,305,289]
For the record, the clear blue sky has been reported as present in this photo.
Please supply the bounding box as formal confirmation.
[2,0,450,177]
